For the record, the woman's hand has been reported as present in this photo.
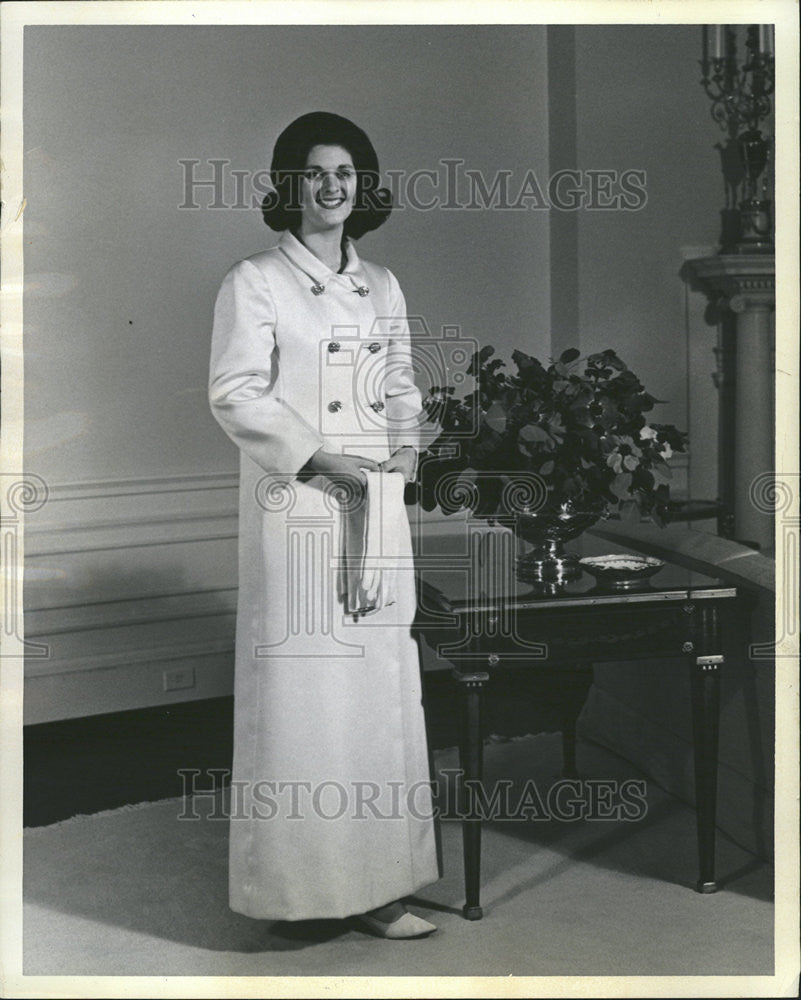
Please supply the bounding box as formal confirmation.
[300,448,380,485]
[380,446,417,484]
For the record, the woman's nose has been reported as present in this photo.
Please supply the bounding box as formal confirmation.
[320,170,338,190]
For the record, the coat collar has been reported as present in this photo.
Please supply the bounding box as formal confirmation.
[278,230,365,288]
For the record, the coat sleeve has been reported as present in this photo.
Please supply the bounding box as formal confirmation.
[382,268,423,466]
[209,259,325,478]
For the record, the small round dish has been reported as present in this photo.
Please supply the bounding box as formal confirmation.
[579,553,665,591]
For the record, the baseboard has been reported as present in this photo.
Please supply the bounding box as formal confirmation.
[24,643,235,725]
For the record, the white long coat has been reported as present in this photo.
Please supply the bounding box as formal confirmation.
[209,230,439,921]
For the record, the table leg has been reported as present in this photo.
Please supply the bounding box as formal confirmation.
[559,663,593,778]
[561,720,578,779]
[690,653,723,893]
[454,668,489,920]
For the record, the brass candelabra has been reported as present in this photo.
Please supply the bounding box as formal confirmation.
[700,24,774,252]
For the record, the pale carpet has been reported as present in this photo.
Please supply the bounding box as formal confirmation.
[23,735,773,977]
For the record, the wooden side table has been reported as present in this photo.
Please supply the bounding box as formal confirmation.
[415,546,740,920]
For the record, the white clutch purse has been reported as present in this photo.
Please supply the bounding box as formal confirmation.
[339,469,407,617]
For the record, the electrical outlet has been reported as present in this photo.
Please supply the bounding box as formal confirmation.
[163,666,196,692]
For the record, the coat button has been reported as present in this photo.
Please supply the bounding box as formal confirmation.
[328,342,341,353]
[370,401,385,412]
[311,283,325,295]
[356,286,370,297]
[368,342,382,353]
[328,400,343,413]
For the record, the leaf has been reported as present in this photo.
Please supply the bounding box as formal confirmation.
[621,499,641,523]
[558,347,581,365]
[651,506,668,528]
[519,423,551,443]
[539,460,555,476]
[570,386,593,407]
[605,351,627,372]
[484,401,508,433]
[650,454,672,480]
[609,473,632,501]
[577,426,601,450]
[474,474,503,516]
[466,345,495,377]
[631,466,655,492]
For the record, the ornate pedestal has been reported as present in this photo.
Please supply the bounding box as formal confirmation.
[683,254,775,552]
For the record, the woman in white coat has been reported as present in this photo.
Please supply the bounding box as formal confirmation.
[209,112,440,938]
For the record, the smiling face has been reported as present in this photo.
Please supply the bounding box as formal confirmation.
[299,144,357,235]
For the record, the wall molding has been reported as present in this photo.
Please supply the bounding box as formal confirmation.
[23,472,241,722]
[38,472,239,502]
[25,585,237,638]
[24,469,473,562]
[26,636,235,679]
[26,511,238,557]
[24,472,240,556]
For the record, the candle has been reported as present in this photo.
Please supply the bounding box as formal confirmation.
[757,24,774,56]
[710,25,725,60]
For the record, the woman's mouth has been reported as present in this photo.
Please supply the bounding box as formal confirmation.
[317,195,347,209]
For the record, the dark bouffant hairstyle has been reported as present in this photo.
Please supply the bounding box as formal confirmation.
[262,111,392,239]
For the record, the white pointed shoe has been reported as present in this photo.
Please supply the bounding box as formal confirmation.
[354,911,437,939]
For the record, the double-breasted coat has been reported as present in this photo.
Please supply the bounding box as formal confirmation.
[209,230,439,921]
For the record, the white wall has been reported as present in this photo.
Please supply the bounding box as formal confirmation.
[23,24,551,485]
[23,24,551,721]
[573,25,721,428]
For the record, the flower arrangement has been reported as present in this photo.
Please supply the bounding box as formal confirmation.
[413,346,687,528]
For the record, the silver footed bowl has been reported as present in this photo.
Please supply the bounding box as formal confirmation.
[579,553,665,591]
[514,503,607,546]
[513,503,608,584]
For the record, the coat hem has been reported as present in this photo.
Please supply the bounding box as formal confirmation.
[228,868,440,923]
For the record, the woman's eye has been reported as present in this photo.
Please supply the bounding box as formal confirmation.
[304,166,354,183]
